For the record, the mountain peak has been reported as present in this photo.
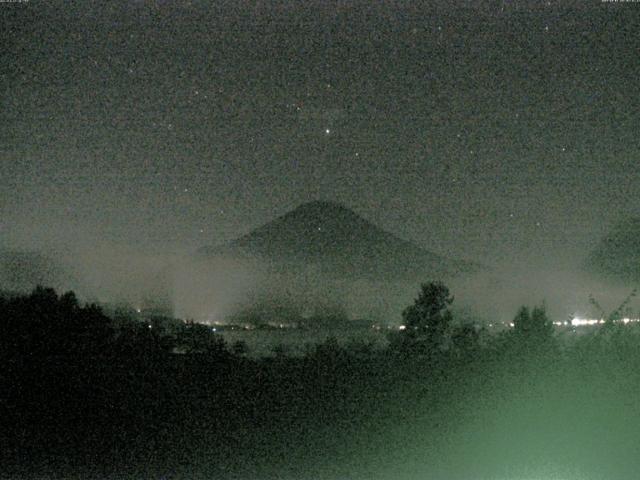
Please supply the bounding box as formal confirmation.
[200,202,481,280]
[284,201,362,222]
[291,200,353,214]
[277,201,369,232]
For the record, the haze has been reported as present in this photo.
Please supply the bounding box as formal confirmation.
[2,1,639,320]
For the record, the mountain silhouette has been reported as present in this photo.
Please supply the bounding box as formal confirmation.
[0,249,73,294]
[584,217,640,284]
[200,201,481,281]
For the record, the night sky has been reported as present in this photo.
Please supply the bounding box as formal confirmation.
[2,0,639,266]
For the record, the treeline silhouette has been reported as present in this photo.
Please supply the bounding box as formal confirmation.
[2,284,640,479]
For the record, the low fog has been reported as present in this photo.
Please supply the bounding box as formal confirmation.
[2,239,637,327]
[450,263,639,324]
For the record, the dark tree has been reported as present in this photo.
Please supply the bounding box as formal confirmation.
[0,286,113,357]
[231,339,249,356]
[451,323,481,358]
[512,304,554,342]
[399,281,453,355]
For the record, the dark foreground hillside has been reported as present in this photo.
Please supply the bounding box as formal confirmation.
[2,288,640,479]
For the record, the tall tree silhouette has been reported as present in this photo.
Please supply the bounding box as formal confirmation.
[400,281,453,355]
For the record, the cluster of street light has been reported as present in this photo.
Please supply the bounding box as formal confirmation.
[565,317,640,327]
[488,317,640,329]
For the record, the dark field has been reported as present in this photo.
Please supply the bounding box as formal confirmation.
[3,288,640,479]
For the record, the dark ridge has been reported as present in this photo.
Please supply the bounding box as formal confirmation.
[584,217,640,285]
[0,249,70,293]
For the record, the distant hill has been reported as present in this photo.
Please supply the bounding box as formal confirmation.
[0,249,73,294]
[584,217,640,285]
[199,201,481,281]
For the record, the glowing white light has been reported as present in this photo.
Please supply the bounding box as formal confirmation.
[325,128,331,134]
[571,317,603,326]
[571,317,587,326]
[399,325,406,331]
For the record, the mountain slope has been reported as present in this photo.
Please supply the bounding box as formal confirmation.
[0,249,72,294]
[200,201,481,280]
[584,217,640,285]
